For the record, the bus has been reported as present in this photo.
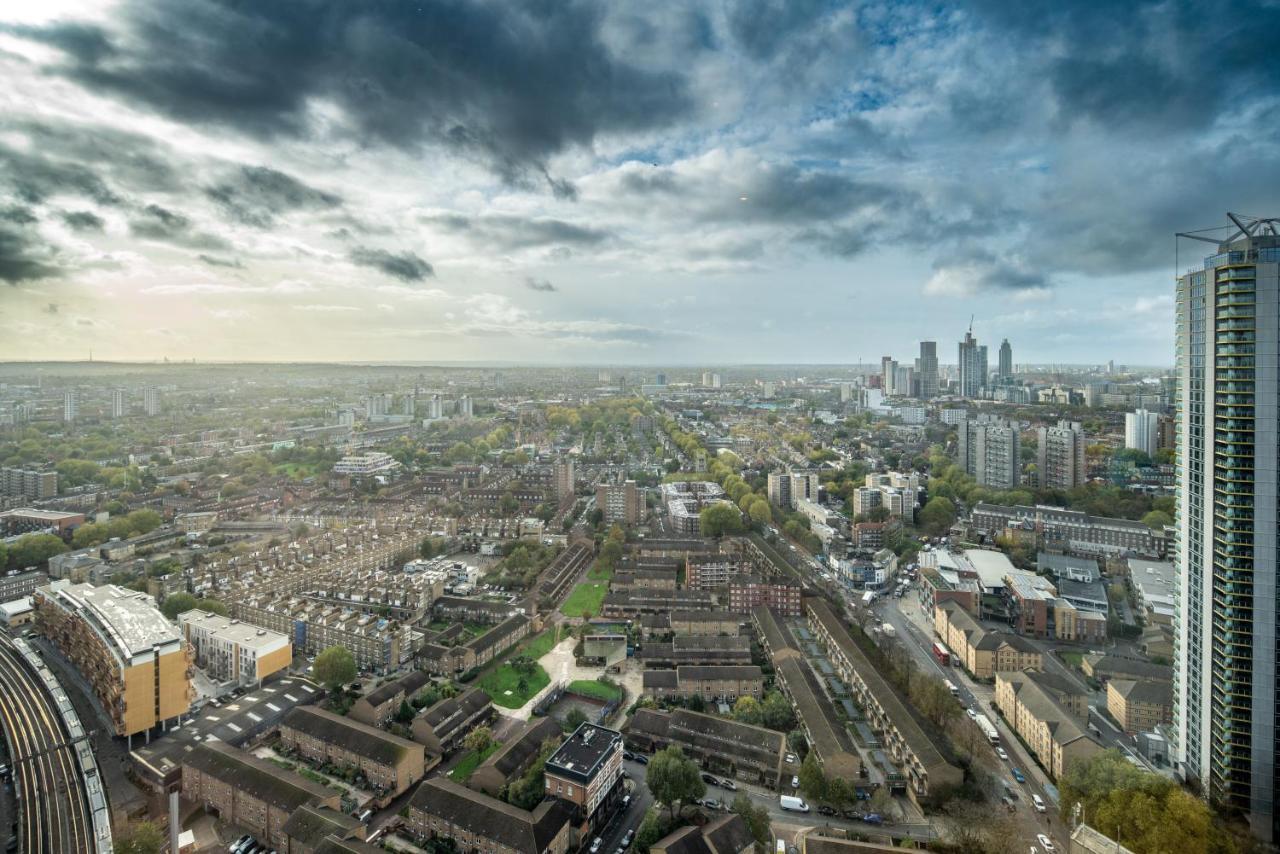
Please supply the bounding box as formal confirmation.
[932,641,951,666]
[944,680,960,697]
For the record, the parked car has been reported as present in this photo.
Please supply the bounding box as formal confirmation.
[701,773,718,785]
[1012,768,1026,783]
[791,775,800,789]
[1031,794,1046,813]
[966,708,978,719]
[622,830,635,847]
[634,755,649,765]
[995,747,1009,761]
[784,753,798,764]
[861,814,884,826]
[1037,834,1055,851]
[624,751,636,761]
[817,805,836,816]
[590,838,604,853]
[720,778,737,791]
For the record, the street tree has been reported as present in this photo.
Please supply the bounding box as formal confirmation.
[646,746,705,820]
[313,645,356,692]
[798,752,827,802]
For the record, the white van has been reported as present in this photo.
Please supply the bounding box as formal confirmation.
[779,795,810,813]
[1032,794,1047,813]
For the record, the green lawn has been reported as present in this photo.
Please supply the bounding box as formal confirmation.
[449,741,502,782]
[520,628,562,660]
[560,581,608,618]
[567,679,622,702]
[1060,651,1084,669]
[480,663,551,709]
[587,562,614,581]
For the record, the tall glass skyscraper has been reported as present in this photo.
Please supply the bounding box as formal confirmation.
[998,339,1013,378]
[1174,213,1280,843]
[958,331,986,398]
[918,341,938,399]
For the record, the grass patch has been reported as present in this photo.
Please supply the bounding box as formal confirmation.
[587,562,614,581]
[480,663,551,709]
[520,628,561,660]
[567,679,622,702]
[1059,651,1084,669]
[449,741,502,782]
[560,582,608,618]
[273,462,321,480]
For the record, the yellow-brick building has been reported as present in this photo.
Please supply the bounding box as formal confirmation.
[34,580,193,738]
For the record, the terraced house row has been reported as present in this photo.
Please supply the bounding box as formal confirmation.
[806,599,963,803]
[279,705,431,799]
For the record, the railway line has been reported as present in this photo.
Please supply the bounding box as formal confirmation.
[0,634,105,854]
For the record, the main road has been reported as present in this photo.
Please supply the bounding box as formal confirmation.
[0,634,96,854]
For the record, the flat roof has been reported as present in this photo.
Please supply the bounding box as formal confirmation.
[39,580,181,661]
[178,609,291,651]
[545,722,621,784]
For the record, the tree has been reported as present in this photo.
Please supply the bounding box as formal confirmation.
[731,795,773,854]
[635,809,667,854]
[201,598,229,617]
[313,645,356,692]
[732,695,762,726]
[748,498,772,526]
[160,592,198,621]
[918,496,957,537]
[760,691,796,731]
[8,533,69,570]
[699,502,745,537]
[464,725,494,754]
[114,821,165,854]
[1142,509,1173,530]
[646,746,705,820]
[599,538,623,568]
[72,522,110,549]
[395,700,415,724]
[564,707,588,731]
[797,752,827,802]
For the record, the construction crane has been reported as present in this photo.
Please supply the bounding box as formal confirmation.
[968,313,974,334]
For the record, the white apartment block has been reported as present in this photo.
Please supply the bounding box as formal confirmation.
[178,610,292,687]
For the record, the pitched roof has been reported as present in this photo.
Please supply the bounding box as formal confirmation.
[364,670,434,708]
[643,670,680,689]
[282,706,420,767]
[282,804,360,846]
[479,716,561,778]
[419,687,490,737]
[676,665,762,681]
[184,740,330,813]
[409,778,574,854]
[702,813,756,854]
[1109,679,1172,707]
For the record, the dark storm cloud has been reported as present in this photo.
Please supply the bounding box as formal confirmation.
[427,214,612,251]
[524,277,556,292]
[930,246,1047,294]
[205,166,341,228]
[349,246,434,282]
[61,211,105,232]
[724,0,831,60]
[0,206,37,225]
[129,203,231,250]
[0,223,60,284]
[0,144,122,207]
[2,118,183,193]
[966,0,1280,133]
[197,253,243,269]
[20,0,694,188]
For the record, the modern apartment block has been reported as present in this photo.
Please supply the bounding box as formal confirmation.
[1174,214,1280,841]
[0,466,58,499]
[1036,420,1087,490]
[554,459,576,503]
[957,415,1020,489]
[998,338,1013,379]
[34,579,193,737]
[766,471,819,510]
[595,480,641,525]
[177,609,292,688]
[1125,408,1160,456]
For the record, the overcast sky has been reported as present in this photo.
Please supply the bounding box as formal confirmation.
[1,0,1275,365]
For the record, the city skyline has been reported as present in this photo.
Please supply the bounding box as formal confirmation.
[3,1,1277,363]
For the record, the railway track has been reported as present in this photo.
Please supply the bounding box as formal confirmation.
[0,636,95,854]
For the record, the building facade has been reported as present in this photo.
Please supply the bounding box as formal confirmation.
[34,579,193,737]
[1036,420,1087,490]
[178,610,292,687]
[1174,215,1280,841]
[1124,408,1160,456]
[958,415,1020,489]
[957,331,987,398]
[595,480,641,525]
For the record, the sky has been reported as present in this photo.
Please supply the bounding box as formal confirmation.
[0,0,1276,366]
